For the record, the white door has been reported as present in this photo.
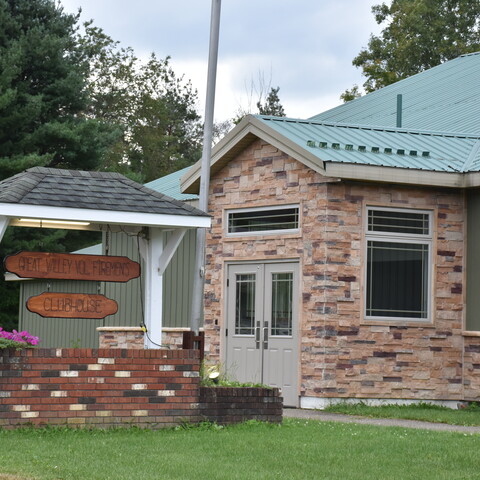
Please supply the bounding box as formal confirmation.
[225,262,299,406]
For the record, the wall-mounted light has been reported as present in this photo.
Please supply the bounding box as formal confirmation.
[10,218,91,229]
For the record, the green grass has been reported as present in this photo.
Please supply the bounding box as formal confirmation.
[324,402,480,426]
[1,419,479,480]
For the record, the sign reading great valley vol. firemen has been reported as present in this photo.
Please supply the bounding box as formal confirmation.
[5,251,140,282]
[26,293,118,319]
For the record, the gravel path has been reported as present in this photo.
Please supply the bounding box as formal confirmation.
[283,408,480,434]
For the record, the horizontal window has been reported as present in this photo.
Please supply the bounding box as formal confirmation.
[227,206,299,235]
[365,207,432,322]
[368,209,430,236]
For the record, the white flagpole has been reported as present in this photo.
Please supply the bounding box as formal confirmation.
[190,0,222,334]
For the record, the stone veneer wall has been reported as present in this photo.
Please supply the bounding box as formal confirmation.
[97,328,206,351]
[203,138,476,403]
[0,348,200,428]
[97,327,145,349]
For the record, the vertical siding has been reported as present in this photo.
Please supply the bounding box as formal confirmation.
[19,279,102,348]
[102,232,143,328]
[162,229,197,327]
[18,228,199,347]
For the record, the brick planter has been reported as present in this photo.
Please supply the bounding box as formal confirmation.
[0,349,284,428]
[199,386,283,424]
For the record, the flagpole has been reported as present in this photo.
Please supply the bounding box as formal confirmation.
[190,0,221,335]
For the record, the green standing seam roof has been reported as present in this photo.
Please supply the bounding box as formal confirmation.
[145,167,198,201]
[256,115,480,173]
[310,52,480,136]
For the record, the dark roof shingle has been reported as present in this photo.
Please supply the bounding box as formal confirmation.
[0,167,208,217]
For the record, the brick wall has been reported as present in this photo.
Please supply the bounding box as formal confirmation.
[0,348,200,428]
[199,387,282,424]
[203,138,474,403]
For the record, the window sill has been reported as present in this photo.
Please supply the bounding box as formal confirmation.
[361,319,435,328]
[462,331,480,337]
[223,232,302,242]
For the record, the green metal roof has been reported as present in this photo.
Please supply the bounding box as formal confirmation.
[257,115,480,173]
[145,167,198,201]
[310,52,480,135]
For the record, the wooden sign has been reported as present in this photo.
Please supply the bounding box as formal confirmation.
[5,251,140,283]
[27,293,118,319]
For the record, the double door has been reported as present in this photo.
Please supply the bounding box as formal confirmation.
[225,262,299,406]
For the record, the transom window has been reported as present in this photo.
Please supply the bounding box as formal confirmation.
[227,205,299,235]
[365,207,432,321]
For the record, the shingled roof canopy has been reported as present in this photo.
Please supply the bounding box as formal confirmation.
[0,167,210,349]
[0,167,209,230]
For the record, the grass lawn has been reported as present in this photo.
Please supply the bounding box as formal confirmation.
[0,419,479,480]
[324,402,480,426]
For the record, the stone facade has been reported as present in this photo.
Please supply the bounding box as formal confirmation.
[203,138,477,405]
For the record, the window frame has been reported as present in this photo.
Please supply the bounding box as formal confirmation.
[225,204,300,237]
[364,206,433,323]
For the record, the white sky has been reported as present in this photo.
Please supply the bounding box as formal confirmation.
[60,0,383,122]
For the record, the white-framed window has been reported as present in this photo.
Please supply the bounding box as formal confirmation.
[365,207,432,322]
[226,205,300,236]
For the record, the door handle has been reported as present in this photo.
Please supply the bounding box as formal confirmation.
[263,322,269,349]
[255,321,261,350]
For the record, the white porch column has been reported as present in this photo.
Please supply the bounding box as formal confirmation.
[0,216,9,243]
[142,227,164,348]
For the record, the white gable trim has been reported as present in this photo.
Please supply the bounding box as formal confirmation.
[181,115,327,193]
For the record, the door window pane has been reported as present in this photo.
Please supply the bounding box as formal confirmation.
[366,241,428,318]
[271,272,293,336]
[235,274,256,335]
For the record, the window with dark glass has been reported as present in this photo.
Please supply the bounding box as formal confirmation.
[365,208,431,321]
[227,206,299,234]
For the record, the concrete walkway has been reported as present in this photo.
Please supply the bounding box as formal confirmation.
[283,408,480,434]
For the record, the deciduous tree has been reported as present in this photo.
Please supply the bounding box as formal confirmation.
[343,0,480,99]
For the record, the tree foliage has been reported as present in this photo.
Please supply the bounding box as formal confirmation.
[80,24,202,182]
[343,0,480,98]
[256,87,286,117]
[0,0,118,179]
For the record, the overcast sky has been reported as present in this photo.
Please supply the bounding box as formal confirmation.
[60,0,382,121]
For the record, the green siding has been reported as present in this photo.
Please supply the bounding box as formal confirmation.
[103,232,143,328]
[163,229,196,327]
[467,189,480,331]
[19,229,198,347]
[19,279,101,348]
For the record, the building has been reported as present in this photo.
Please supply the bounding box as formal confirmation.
[180,53,480,407]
